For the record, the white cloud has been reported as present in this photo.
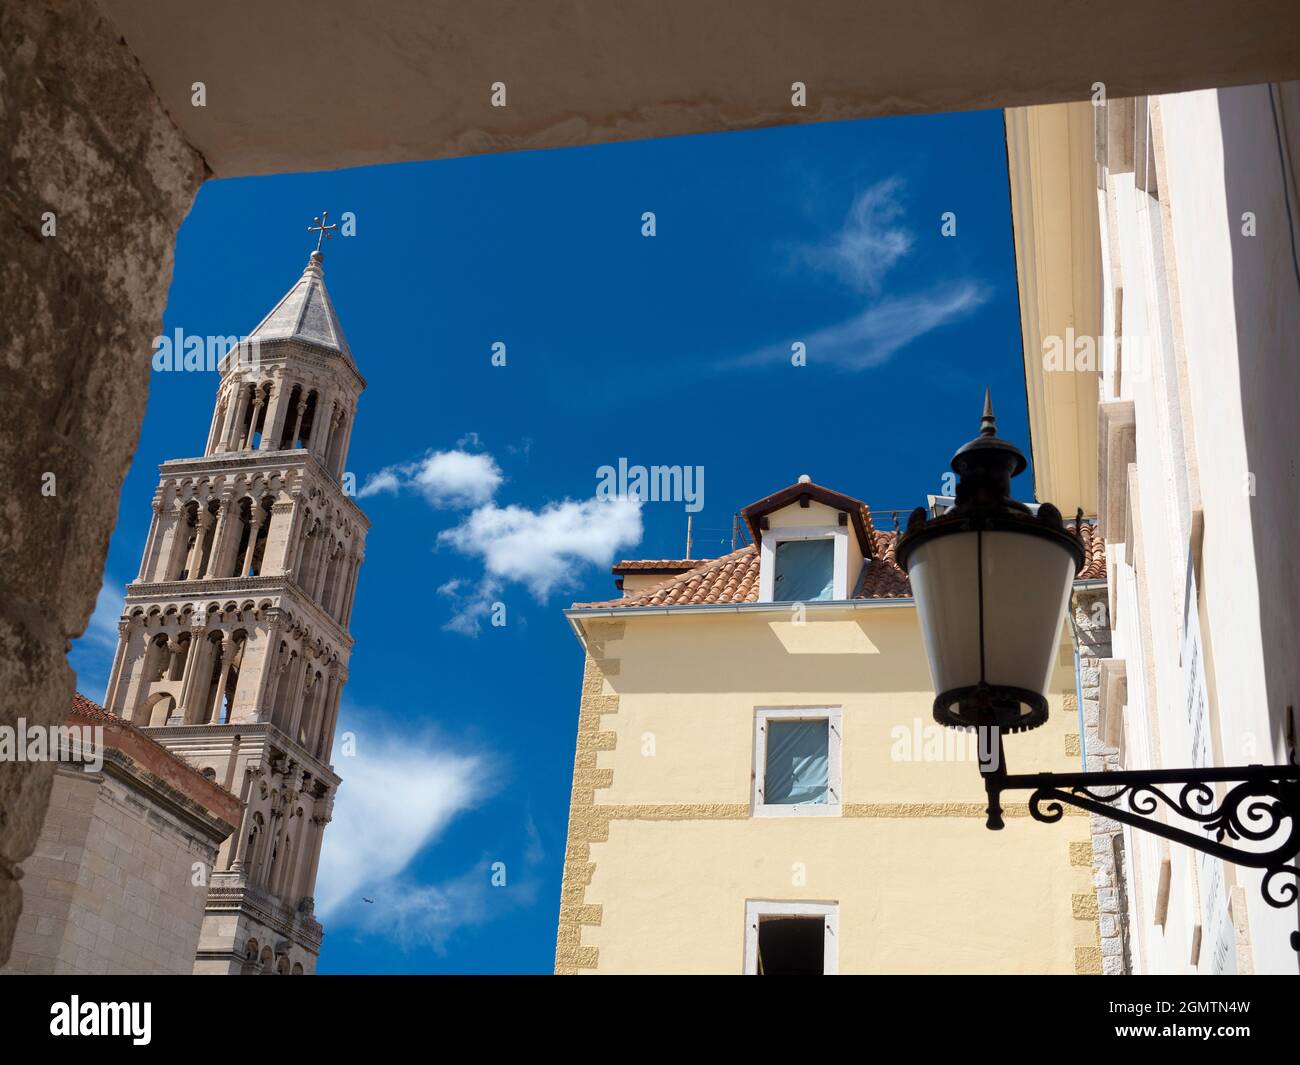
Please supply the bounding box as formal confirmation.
[315,708,492,918]
[364,441,643,634]
[729,282,989,372]
[439,497,643,601]
[358,448,503,508]
[796,178,912,293]
[412,450,503,508]
[357,468,401,497]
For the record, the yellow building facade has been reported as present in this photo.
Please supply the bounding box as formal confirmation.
[556,482,1106,974]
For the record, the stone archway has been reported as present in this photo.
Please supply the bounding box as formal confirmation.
[3,0,1299,966]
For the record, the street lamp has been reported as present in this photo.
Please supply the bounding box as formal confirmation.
[897,392,1300,953]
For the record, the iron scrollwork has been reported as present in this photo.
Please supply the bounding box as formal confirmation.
[983,755,1300,952]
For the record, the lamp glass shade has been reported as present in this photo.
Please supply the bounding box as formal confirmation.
[908,528,1077,727]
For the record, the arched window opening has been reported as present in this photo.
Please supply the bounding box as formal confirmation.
[248,812,266,879]
[145,631,169,680]
[321,542,343,617]
[298,672,321,748]
[148,692,175,727]
[298,517,319,591]
[278,384,304,450]
[326,407,347,474]
[171,501,199,581]
[271,647,296,729]
[214,630,246,724]
[247,381,271,450]
[233,383,256,450]
[188,631,222,725]
[196,500,220,579]
[297,390,319,450]
[130,635,168,723]
[248,495,274,576]
[232,497,255,578]
[204,633,226,724]
[168,632,191,681]
[135,688,172,728]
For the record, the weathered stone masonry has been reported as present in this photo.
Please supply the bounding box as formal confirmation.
[0,0,206,963]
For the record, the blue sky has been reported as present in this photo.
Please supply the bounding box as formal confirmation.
[70,108,1033,974]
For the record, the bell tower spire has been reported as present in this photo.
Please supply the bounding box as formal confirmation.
[102,221,369,974]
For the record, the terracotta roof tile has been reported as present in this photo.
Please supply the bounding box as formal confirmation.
[575,517,1106,609]
[1072,518,1106,580]
[611,559,705,574]
[69,693,241,828]
[858,530,912,598]
[577,546,758,608]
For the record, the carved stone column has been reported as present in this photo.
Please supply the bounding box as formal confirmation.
[136,498,164,580]
[223,383,250,451]
[299,789,335,911]
[103,618,134,712]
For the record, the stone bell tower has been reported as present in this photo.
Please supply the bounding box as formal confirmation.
[102,221,367,974]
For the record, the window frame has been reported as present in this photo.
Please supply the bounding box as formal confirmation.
[743,899,839,975]
[759,524,849,603]
[751,706,842,817]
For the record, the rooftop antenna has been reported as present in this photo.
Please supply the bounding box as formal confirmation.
[685,513,693,560]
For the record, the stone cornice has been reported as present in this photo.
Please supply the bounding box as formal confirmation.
[219,334,366,392]
[158,450,370,529]
[58,748,237,844]
[204,882,324,953]
[143,722,342,788]
[124,575,356,651]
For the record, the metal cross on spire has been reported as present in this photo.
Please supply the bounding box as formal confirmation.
[308,211,338,254]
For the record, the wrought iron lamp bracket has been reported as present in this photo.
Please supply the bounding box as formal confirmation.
[981,750,1300,952]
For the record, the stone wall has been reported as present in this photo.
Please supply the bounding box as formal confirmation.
[1,753,231,974]
[1072,587,1131,974]
[0,0,205,962]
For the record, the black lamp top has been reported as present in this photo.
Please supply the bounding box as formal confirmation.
[951,389,1027,480]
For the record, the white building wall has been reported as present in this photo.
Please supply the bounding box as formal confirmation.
[1098,83,1300,974]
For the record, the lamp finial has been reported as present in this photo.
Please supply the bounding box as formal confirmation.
[980,389,996,437]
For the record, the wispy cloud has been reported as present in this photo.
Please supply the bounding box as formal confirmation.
[359,448,503,508]
[340,818,546,955]
[316,707,494,918]
[68,575,125,703]
[727,282,990,372]
[794,177,912,293]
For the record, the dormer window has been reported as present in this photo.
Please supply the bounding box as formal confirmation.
[773,538,835,601]
[744,479,875,605]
